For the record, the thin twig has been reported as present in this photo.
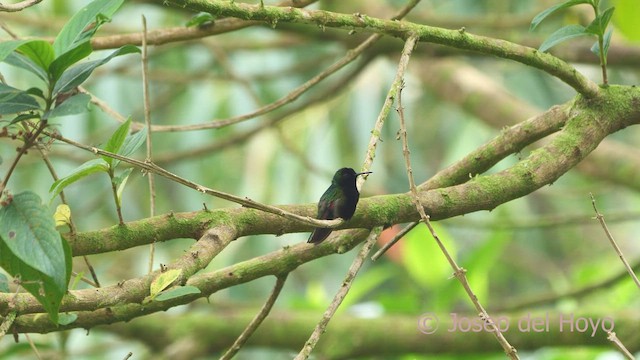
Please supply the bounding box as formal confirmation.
[220,273,289,360]
[0,0,42,12]
[294,227,381,360]
[590,193,640,290]
[394,39,519,358]
[371,221,418,261]
[142,15,157,274]
[46,131,344,229]
[24,333,42,359]
[1,120,47,192]
[131,25,381,132]
[607,331,635,360]
[295,4,423,352]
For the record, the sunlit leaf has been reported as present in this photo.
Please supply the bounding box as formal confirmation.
[53,204,71,227]
[613,0,640,41]
[150,269,182,298]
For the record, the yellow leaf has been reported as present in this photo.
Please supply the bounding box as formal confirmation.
[54,204,71,227]
[150,269,182,297]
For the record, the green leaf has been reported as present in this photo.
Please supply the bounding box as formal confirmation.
[115,126,147,168]
[49,41,93,83]
[15,40,55,75]
[53,204,71,228]
[9,113,41,125]
[150,269,182,298]
[539,24,590,52]
[53,0,125,56]
[186,12,214,27]
[57,313,78,325]
[102,118,131,166]
[0,39,30,63]
[113,167,133,207]
[3,53,49,82]
[49,158,109,200]
[0,191,70,322]
[0,83,41,115]
[44,93,91,120]
[154,286,201,302]
[530,0,591,31]
[52,45,140,97]
[585,6,615,35]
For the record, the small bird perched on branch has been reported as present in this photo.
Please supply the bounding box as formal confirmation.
[308,167,371,244]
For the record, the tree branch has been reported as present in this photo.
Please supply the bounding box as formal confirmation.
[164,0,601,98]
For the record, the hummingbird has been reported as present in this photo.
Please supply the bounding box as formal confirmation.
[307,167,372,244]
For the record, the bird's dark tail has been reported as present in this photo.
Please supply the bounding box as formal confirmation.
[308,228,332,244]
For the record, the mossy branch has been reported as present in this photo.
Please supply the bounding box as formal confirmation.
[165,0,601,98]
[2,86,638,332]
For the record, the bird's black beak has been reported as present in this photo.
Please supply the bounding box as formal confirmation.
[356,171,373,177]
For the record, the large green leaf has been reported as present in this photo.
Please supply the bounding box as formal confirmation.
[49,158,109,200]
[44,93,91,120]
[530,0,591,31]
[0,39,30,63]
[53,0,125,56]
[16,40,55,73]
[48,41,93,83]
[0,191,71,322]
[52,45,140,97]
[4,53,49,82]
[539,24,590,52]
[0,83,41,115]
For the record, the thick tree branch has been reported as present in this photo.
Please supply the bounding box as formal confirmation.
[164,0,600,98]
[3,86,638,332]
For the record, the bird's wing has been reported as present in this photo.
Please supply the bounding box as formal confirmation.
[318,197,343,220]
